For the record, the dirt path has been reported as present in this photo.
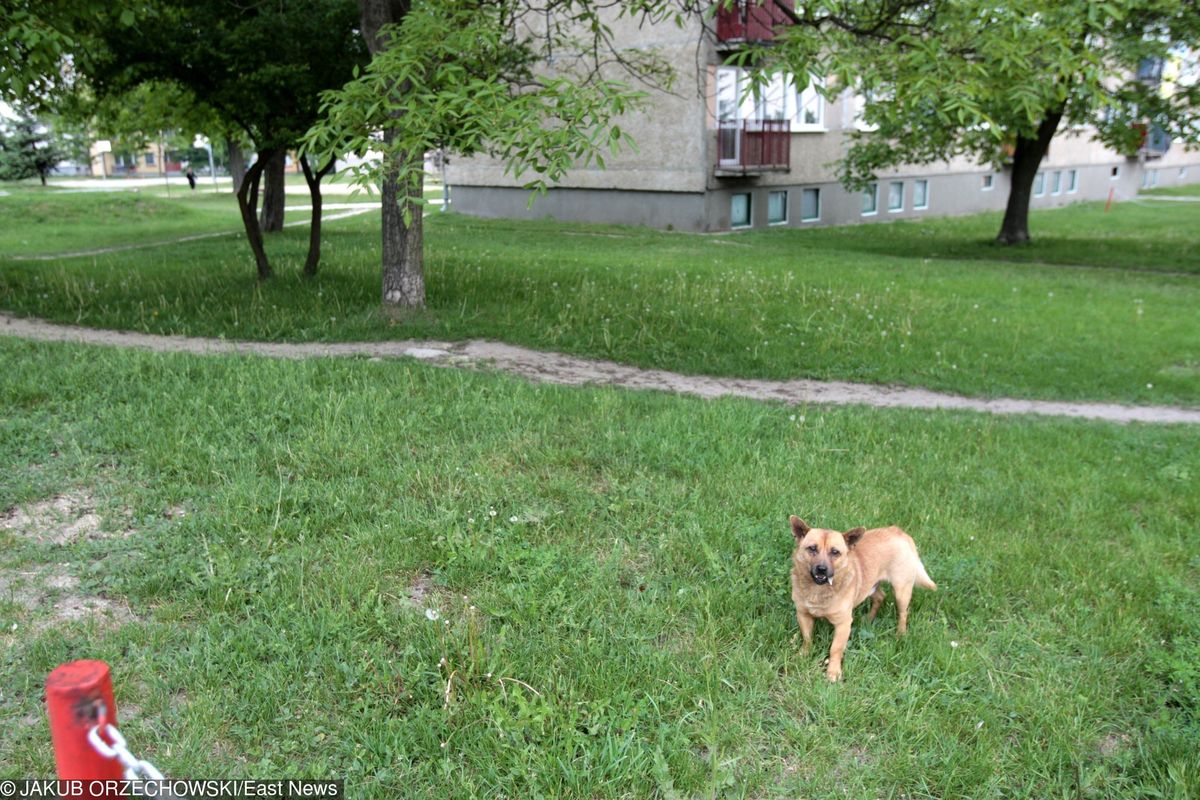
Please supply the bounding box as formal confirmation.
[3,312,1198,424]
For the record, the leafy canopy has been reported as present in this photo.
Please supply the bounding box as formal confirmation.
[304,0,693,201]
[730,0,1200,187]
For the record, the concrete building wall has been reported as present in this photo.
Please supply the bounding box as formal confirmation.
[446,13,710,194]
[448,10,1200,232]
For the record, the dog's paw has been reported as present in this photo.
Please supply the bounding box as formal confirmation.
[825,666,842,682]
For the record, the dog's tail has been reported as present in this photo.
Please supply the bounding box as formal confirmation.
[916,560,937,591]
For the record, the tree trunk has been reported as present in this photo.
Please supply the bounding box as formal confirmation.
[380,134,426,310]
[227,137,246,193]
[358,0,425,311]
[236,151,273,280]
[299,154,335,278]
[259,150,286,232]
[996,105,1065,245]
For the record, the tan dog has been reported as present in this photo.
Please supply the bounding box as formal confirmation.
[789,516,937,682]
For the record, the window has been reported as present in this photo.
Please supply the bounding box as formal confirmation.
[731,193,752,228]
[1051,171,1062,195]
[981,174,994,191]
[1067,169,1078,193]
[1034,172,1046,196]
[768,190,788,225]
[862,183,878,215]
[888,181,904,212]
[1141,169,1159,189]
[1180,167,1188,179]
[913,179,929,210]
[144,151,156,166]
[800,188,820,222]
[716,67,824,130]
[1110,166,1120,179]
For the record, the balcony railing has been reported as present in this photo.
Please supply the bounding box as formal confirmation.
[715,0,795,44]
[716,120,790,173]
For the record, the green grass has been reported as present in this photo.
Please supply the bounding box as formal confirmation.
[1141,183,1200,198]
[0,187,245,256]
[2,196,1198,406]
[793,199,1200,274]
[1,339,1197,798]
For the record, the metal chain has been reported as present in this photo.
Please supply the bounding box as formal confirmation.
[87,722,165,781]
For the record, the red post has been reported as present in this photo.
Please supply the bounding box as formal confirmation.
[1105,187,1115,212]
[46,660,125,783]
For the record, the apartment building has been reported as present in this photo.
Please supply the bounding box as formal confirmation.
[447,2,1200,232]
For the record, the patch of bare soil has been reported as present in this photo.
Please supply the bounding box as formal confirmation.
[0,564,136,633]
[1,490,116,545]
[1,489,139,632]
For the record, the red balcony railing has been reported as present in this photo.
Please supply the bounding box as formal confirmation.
[715,1,795,43]
[716,120,790,172]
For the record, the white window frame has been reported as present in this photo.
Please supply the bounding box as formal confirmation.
[981,174,994,191]
[731,192,752,228]
[1067,169,1078,193]
[862,183,879,216]
[800,187,821,222]
[1179,167,1188,179]
[1110,165,1121,180]
[716,67,825,132]
[1051,171,1062,195]
[913,179,929,210]
[887,180,904,212]
[1034,172,1046,197]
[768,190,789,225]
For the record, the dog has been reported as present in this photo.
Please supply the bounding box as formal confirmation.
[789,516,937,682]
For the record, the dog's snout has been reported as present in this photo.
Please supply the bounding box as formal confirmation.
[814,563,829,575]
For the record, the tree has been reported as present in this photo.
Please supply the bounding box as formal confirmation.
[0,112,67,184]
[81,0,369,278]
[305,0,692,312]
[741,0,1200,243]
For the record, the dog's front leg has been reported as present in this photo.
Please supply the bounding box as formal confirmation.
[796,609,814,656]
[826,613,853,682]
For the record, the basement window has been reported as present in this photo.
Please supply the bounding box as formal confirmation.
[731,193,752,228]
[801,188,820,222]
[768,191,788,224]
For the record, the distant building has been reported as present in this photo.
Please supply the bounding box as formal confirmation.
[90,140,181,177]
[448,3,1200,232]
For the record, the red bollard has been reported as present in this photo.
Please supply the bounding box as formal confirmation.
[1104,186,1115,212]
[46,660,125,783]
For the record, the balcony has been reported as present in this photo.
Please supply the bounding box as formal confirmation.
[715,1,795,45]
[716,120,790,175]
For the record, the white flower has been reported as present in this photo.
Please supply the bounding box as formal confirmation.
[425,608,440,622]
[509,516,518,523]
[950,640,959,648]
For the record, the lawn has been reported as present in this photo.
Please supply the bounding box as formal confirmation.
[0,187,244,256]
[1,339,1198,798]
[1,193,1198,406]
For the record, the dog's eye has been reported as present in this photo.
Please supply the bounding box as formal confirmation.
[806,545,818,554]
[829,549,840,557]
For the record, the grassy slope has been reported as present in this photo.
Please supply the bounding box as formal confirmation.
[2,199,1198,406]
[0,187,244,256]
[1,339,1198,798]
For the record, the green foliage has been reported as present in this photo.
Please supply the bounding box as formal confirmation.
[304,1,688,201]
[79,0,368,153]
[739,0,1200,189]
[0,112,67,183]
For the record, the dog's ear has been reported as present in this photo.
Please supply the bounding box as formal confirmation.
[844,527,866,548]
[789,516,810,541]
